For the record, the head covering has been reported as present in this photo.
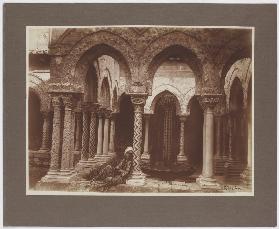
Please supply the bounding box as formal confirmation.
[124,146,133,155]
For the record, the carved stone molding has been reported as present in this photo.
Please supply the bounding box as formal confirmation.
[198,94,222,110]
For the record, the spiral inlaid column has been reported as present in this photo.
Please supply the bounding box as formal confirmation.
[88,104,99,160]
[177,115,188,162]
[49,97,62,172]
[40,111,51,151]
[61,95,75,172]
[80,103,90,162]
[74,111,82,151]
[96,110,104,156]
[130,95,147,175]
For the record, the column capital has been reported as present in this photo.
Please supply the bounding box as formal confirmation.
[179,114,189,122]
[51,96,62,108]
[61,95,74,110]
[130,93,148,105]
[198,94,222,110]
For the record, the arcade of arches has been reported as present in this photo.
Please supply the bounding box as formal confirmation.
[28,27,253,190]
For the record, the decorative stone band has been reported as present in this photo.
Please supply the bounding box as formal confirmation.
[179,114,189,122]
[198,94,222,110]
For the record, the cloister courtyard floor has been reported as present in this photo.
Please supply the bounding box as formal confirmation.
[29,167,252,194]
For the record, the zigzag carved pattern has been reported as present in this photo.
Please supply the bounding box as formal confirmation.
[132,110,143,172]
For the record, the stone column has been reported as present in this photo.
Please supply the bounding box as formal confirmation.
[96,110,104,157]
[74,111,82,151]
[141,113,151,161]
[241,108,252,186]
[48,96,62,173]
[126,94,147,186]
[197,94,221,188]
[80,103,90,162]
[163,108,173,163]
[215,114,222,159]
[88,104,99,161]
[108,112,117,156]
[40,111,51,151]
[61,95,75,173]
[102,110,111,157]
[177,114,188,163]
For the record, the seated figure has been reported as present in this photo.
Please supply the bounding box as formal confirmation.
[90,147,134,191]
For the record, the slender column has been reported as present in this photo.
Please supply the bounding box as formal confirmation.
[130,95,147,175]
[108,112,117,155]
[96,110,104,156]
[88,104,99,160]
[215,114,222,159]
[141,114,151,160]
[80,103,90,162]
[40,111,51,151]
[221,114,228,159]
[74,111,82,151]
[197,94,221,188]
[177,115,188,162]
[49,97,62,172]
[102,110,111,156]
[61,95,74,172]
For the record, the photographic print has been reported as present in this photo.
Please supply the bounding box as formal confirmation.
[27,26,253,195]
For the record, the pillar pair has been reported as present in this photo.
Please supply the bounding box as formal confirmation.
[142,113,189,163]
[48,95,76,176]
[95,108,116,160]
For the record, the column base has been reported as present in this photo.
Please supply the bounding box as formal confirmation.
[94,154,112,163]
[126,172,146,186]
[196,176,221,189]
[40,169,76,184]
[141,152,150,161]
[38,148,51,154]
[177,154,187,163]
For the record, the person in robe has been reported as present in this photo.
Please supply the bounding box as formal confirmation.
[90,147,134,191]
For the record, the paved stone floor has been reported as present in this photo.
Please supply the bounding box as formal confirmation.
[30,167,252,193]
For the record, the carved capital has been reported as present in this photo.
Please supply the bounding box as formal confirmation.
[198,94,221,110]
[130,94,148,106]
[51,96,62,108]
[62,95,73,110]
[103,109,112,119]
[179,114,189,122]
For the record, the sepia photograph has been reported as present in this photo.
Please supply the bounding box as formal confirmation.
[27,26,254,195]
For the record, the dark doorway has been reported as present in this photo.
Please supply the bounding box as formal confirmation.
[186,96,203,171]
[150,91,179,166]
[115,94,134,155]
[28,90,43,150]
